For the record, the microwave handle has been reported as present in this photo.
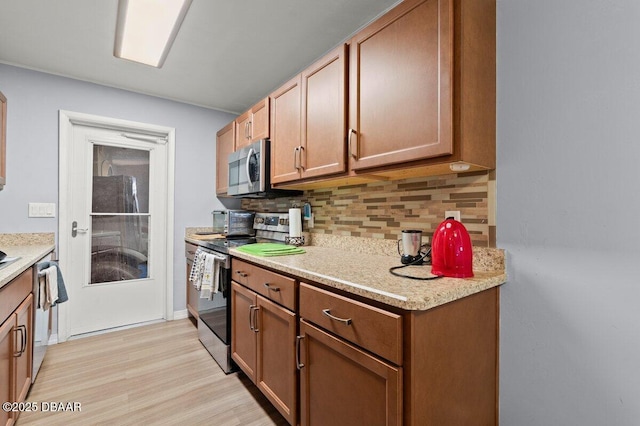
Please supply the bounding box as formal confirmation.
[246,148,255,184]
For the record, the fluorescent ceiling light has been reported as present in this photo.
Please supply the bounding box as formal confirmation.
[114,0,192,68]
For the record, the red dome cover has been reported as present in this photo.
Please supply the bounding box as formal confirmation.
[430,218,474,278]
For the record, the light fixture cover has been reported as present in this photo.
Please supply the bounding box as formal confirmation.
[114,0,192,68]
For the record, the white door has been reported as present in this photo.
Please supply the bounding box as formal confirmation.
[58,111,175,340]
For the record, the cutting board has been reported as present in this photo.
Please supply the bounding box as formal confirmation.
[236,243,305,256]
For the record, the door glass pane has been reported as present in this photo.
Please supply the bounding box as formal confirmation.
[90,145,150,285]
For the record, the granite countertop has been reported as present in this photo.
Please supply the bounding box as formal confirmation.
[229,245,506,311]
[185,229,507,311]
[0,233,56,290]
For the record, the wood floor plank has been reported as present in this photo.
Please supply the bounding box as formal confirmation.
[17,319,288,426]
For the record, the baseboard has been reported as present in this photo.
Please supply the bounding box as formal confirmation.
[173,309,189,320]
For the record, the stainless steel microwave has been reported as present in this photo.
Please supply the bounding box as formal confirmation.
[227,139,301,198]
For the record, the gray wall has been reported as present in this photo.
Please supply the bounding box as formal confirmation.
[0,63,239,315]
[498,1,640,424]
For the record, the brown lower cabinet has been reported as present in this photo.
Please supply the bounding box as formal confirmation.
[231,281,297,425]
[231,259,498,426]
[298,319,402,426]
[1,269,34,426]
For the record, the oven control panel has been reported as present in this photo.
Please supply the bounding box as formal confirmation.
[254,212,289,233]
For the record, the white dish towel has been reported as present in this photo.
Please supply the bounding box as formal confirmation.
[38,265,59,311]
[189,249,226,300]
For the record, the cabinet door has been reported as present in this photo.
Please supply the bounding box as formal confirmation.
[250,98,269,142]
[0,91,6,188]
[234,111,252,149]
[216,121,235,195]
[301,44,347,180]
[270,76,302,184]
[13,295,32,405]
[1,317,14,426]
[256,295,297,425]
[231,282,257,382]
[349,0,453,171]
[299,320,402,426]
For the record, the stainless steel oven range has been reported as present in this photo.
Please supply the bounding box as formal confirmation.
[188,211,291,374]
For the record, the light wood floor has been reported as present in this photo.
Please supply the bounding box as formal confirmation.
[17,319,288,426]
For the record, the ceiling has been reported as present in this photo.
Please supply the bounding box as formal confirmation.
[0,0,399,114]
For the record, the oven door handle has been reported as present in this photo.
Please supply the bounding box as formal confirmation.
[245,148,255,185]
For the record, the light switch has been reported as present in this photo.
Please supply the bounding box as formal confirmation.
[28,203,56,218]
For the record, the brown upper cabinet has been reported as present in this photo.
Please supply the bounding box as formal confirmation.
[0,90,6,189]
[349,0,453,170]
[272,0,495,189]
[271,45,348,185]
[216,121,235,195]
[235,98,269,149]
[349,0,495,177]
[270,76,302,184]
[217,0,495,190]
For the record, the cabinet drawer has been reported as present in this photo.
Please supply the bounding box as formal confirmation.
[232,259,296,311]
[231,258,253,287]
[0,268,33,324]
[299,283,402,365]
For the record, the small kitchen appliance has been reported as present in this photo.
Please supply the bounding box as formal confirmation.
[211,210,256,237]
[227,139,301,198]
[397,230,428,265]
[430,217,474,278]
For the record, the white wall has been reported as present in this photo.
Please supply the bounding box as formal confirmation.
[0,63,239,315]
[497,1,640,424]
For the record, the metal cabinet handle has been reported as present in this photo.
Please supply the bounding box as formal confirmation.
[296,335,305,370]
[298,145,305,171]
[13,326,24,357]
[236,270,248,278]
[247,121,252,140]
[263,283,280,292]
[252,306,259,333]
[20,325,27,355]
[293,146,299,170]
[249,304,256,331]
[322,309,353,326]
[348,128,358,159]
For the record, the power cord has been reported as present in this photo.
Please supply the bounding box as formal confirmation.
[388,248,443,281]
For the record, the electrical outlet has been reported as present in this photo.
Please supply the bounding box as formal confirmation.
[28,203,56,218]
[445,210,461,221]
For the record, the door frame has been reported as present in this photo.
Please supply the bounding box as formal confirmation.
[58,110,176,342]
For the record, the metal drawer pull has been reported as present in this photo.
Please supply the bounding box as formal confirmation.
[322,309,353,326]
[236,270,248,278]
[263,283,280,292]
[296,335,305,370]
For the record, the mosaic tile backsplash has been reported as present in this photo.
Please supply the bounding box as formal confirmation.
[241,171,495,247]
